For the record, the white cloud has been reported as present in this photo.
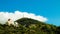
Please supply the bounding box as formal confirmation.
[0,11,48,24]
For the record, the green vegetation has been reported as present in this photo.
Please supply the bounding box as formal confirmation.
[0,18,60,34]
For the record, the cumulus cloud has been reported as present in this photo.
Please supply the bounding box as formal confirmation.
[0,11,48,24]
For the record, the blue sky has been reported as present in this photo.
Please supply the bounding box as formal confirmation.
[0,0,60,26]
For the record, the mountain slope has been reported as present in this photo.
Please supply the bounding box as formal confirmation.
[0,18,60,34]
[16,18,57,34]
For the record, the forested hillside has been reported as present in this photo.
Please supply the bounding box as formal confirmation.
[0,18,60,34]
